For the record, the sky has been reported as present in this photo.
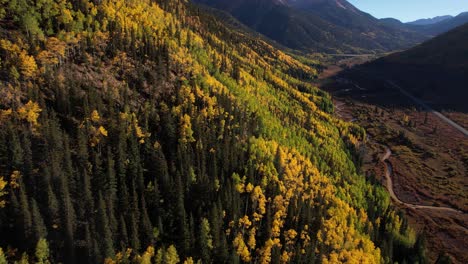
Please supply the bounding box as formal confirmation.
[347,0,468,22]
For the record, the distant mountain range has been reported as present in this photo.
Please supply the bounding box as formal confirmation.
[193,0,468,54]
[407,15,453,26]
[380,12,468,36]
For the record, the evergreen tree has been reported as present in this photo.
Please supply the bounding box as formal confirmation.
[199,218,213,263]
[18,179,32,244]
[96,192,114,260]
[46,184,59,230]
[118,215,129,251]
[8,125,24,170]
[129,212,141,252]
[174,173,190,255]
[105,148,118,236]
[56,134,76,263]
[139,196,154,249]
[31,198,47,243]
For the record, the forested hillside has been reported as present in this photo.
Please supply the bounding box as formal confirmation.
[0,0,425,263]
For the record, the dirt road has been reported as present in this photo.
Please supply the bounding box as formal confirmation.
[381,148,464,214]
[387,81,468,137]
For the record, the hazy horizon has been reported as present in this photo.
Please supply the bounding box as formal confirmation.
[348,0,468,22]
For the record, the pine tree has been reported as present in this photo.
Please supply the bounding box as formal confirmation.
[199,218,213,263]
[18,179,32,244]
[140,196,154,248]
[96,192,114,259]
[77,127,94,219]
[21,132,33,181]
[129,212,141,252]
[116,122,130,215]
[31,198,47,243]
[152,141,170,186]
[8,125,24,169]
[46,184,59,230]
[174,173,190,255]
[105,148,118,236]
[118,215,129,251]
[60,135,76,263]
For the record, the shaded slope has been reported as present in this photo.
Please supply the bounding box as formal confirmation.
[194,0,428,53]
[354,23,468,111]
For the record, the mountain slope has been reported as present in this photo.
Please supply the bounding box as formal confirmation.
[358,23,468,111]
[383,23,468,69]
[194,0,427,53]
[0,0,425,263]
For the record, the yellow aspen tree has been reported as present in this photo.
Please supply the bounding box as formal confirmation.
[0,177,7,208]
[183,257,194,264]
[91,110,101,122]
[140,246,155,264]
[17,101,42,130]
[179,114,195,144]
[251,186,266,215]
[233,233,251,262]
[238,215,252,229]
[248,227,256,250]
[164,245,180,264]
[18,51,38,78]
[0,247,6,264]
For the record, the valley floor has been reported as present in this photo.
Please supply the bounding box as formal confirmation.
[319,70,468,263]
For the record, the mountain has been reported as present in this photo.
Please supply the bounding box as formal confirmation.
[384,23,468,70]
[407,15,453,26]
[356,23,468,111]
[379,18,406,28]
[381,12,468,37]
[416,12,468,35]
[194,0,428,53]
[0,0,425,263]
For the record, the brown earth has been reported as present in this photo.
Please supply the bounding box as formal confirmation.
[321,80,468,263]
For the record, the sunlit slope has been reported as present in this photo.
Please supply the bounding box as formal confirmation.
[0,0,423,263]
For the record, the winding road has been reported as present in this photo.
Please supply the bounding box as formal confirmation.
[381,148,464,214]
[325,54,377,57]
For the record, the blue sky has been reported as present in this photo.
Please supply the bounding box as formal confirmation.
[348,0,468,22]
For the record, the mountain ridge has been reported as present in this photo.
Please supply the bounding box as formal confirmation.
[416,12,468,35]
[194,0,428,53]
[407,15,453,26]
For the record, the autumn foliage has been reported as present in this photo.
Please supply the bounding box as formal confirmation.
[0,0,424,263]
